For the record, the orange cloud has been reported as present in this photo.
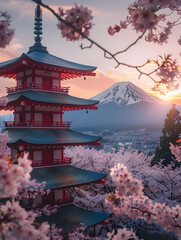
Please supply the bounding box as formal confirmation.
[148,89,181,106]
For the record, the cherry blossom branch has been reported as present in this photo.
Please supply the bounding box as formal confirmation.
[30,0,181,93]
[30,1,166,76]
[131,206,156,218]
[113,29,147,57]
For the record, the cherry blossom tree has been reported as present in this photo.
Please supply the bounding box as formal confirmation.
[0,132,50,239]
[65,144,181,239]
[170,142,181,162]
[104,144,181,240]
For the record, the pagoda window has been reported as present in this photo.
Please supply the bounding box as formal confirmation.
[27,76,32,84]
[53,113,60,124]
[15,106,22,112]
[12,149,18,158]
[25,113,31,122]
[34,112,42,122]
[52,79,59,89]
[14,113,20,122]
[53,149,62,164]
[17,72,24,78]
[33,193,42,206]
[55,189,63,201]
[21,197,29,207]
[33,151,42,165]
[17,79,22,87]
[24,106,31,111]
[35,76,42,86]
[25,70,32,76]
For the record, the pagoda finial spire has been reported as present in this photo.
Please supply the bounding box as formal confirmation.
[34,1,42,44]
[28,0,48,53]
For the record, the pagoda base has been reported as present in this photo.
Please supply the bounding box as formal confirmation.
[36,204,110,234]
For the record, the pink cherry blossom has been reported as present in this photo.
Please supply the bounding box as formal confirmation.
[0,96,8,107]
[105,156,181,239]
[170,143,181,162]
[0,12,14,48]
[107,228,138,240]
[57,4,93,41]
[108,26,115,36]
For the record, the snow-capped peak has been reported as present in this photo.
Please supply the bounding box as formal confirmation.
[91,81,160,106]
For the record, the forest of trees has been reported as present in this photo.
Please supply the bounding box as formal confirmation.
[152,104,181,166]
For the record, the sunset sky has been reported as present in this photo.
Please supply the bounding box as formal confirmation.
[0,0,181,111]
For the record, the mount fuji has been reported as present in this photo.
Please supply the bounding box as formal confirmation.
[91,81,160,106]
[64,81,174,131]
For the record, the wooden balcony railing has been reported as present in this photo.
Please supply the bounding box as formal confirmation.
[22,193,73,209]
[6,83,69,94]
[52,157,72,165]
[4,121,71,128]
[32,157,72,167]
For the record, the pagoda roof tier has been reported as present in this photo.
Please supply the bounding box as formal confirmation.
[36,204,110,234]
[31,166,106,189]
[2,91,98,111]
[0,51,96,80]
[7,129,101,146]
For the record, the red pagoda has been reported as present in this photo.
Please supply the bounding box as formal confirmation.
[0,3,109,234]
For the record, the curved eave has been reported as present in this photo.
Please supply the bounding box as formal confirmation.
[6,91,99,107]
[7,129,101,146]
[36,204,110,234]
[0,52,96,79]
[26,50,96,72]
[31,166,106,189]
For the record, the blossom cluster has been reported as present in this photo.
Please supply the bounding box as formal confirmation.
[0,12,14,48]
[106,162,181,239]
[68,224,99,240]
[170,143,181,162]
[0,96,8,107]
[0,201,50,240]
[0,152,32,198]
[107,0,180,45]
[151,54,180,94]
[107,228,138,240]
[0,130,10,158]
[110,163,143,196]
[57,4,93,41]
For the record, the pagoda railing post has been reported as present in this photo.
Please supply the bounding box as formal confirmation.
[7,83,69,94]
[4,120,71,128]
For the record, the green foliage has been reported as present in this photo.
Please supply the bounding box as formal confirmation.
[152,104,181,166]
